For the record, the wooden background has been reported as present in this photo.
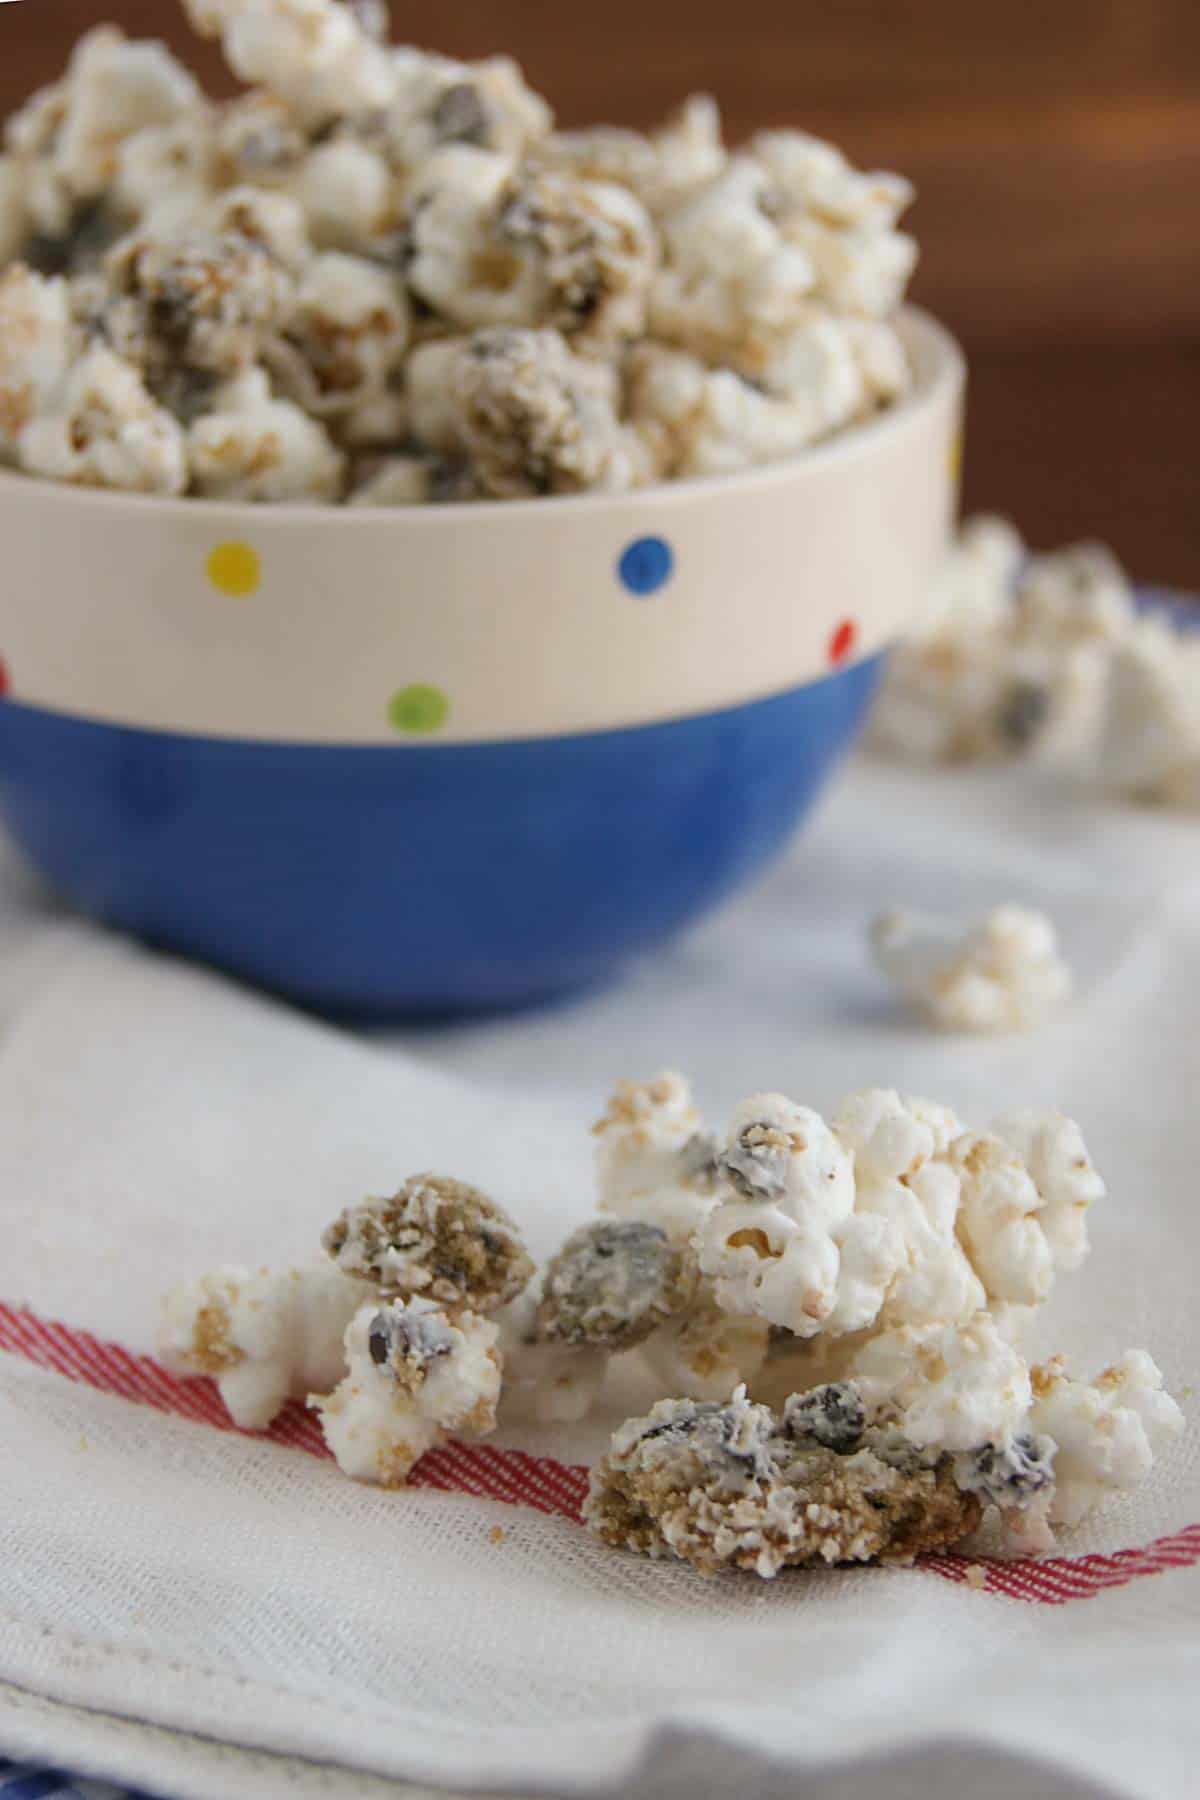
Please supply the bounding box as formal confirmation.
[3,0,1198,585]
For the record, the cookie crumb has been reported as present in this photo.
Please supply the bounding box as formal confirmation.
[965,1561,988,1590]
[489,1525,505,1545]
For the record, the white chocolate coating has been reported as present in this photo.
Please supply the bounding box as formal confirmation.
[0,266,75,455]
[18,343,188,494]
[866,515,1200,800]
[850,1313,1033,1453]
[159,1261,374,1429]
[0,10,917,504]
[1097,617,1200,810]
[314,1299,501,1486]
[1029,1350,1184,1528]
[495,1291,607,1426]
[872,904,1072,1035]
[593,1071,720,1245]
[187,365,344,500]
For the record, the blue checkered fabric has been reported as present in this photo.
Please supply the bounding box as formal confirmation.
[0,1759,147,1798]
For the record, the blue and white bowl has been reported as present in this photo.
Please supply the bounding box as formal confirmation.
[0,310,963,1015]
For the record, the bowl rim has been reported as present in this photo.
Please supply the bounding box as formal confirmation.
[0,307,964,530]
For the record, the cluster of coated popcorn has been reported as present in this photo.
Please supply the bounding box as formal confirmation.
[585,1073,1182,1572]
[869,516,1200,811]
[159,1070,1182,1573]
[871,903,1072,1033]
[0,3,917,505]
[162,1174,531,1483]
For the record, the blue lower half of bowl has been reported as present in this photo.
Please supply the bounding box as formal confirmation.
[0,655,883,1017]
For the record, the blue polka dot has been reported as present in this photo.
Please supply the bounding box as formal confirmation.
[618,535,674,597]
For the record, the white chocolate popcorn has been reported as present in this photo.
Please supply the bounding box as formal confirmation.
[52,27,202,200]
[751,130,913,233]
[213,0,398,127]
[1096,616,1200,810]
[835,1089,985,1329]
[696,1095,866,1336]
[872,904,1072,1034]
[383,48,552,166]
[313,1297,501,1486]
[405,146,528,328]
[850,1312,1033,1453]
[202,186,312,273]
[213,91,306,191]
[1029,1351,1184,1528]
[649,158,817,371]
[160,1261,374,1429]
[95,223,298,414]
[0,266,76,454]
[951,1131,1059,1307]
[406,149,656,347]
[638,1283,770,1402]
[626,325,868,480]
[436,327,639,499]
[867,518,1030,763]
[0,10,921,503]
[866,519,1193,782]
[292,134,397,250]
[784,214,917,320]
[834,1086,958,1186]
[279,251,409,416]
[952,1430,1058,1554]
[346,454,436,507]
[113,113,218,240]
[18,344,188,494]
[492,169,658,347]
[718,1093,856,1222]
[495,1290,607,1426]
[1013,541,1136,649]
[542,95,725,219]
[187,365,345,500]
[989,1110,1105,1277]
[845,316,911,406]
[593,1071,720,1245]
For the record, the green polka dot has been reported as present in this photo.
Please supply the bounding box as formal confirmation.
[388,683,450,734]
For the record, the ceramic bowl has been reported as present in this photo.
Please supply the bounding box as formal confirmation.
[0,309,963,1015]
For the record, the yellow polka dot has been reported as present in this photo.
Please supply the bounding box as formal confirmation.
[206,540,261,597]
[947,424,964,486]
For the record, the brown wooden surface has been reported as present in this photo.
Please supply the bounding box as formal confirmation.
[2,0,1198,586]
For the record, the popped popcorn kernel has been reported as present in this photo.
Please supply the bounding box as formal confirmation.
[871,904,1072,1034]
[159,1261,374,1428]
[313,1297,501,1486]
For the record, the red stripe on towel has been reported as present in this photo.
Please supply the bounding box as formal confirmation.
[2,1300,1192,1601]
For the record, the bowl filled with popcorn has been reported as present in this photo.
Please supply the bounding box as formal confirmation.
[0,0,962,1014]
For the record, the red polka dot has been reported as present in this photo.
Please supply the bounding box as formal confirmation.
[829,619,857,666]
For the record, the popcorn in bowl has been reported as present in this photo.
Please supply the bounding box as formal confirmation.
[160,1074,1183,1578]
[0,0,920,503]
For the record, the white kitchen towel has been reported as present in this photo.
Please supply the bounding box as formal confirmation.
[1,757,1199,1800]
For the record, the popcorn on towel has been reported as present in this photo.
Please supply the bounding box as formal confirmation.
[159,1075,1182,1568]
